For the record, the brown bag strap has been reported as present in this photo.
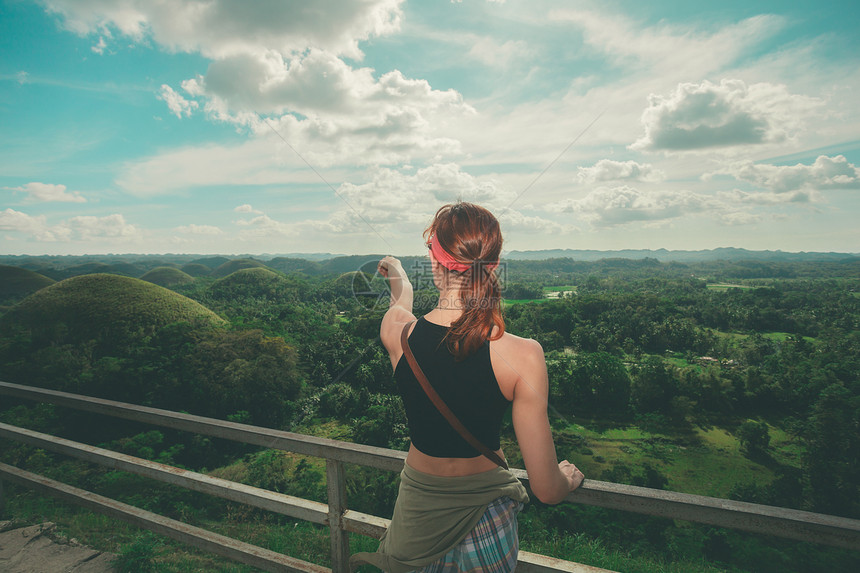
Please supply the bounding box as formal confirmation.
[400,321,508,469]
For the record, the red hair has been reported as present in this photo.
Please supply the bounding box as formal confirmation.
[424,202,505,360]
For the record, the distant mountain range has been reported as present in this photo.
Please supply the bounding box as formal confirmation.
[503,248,860,262]
[259,252,346,261]
[3,248,859,269]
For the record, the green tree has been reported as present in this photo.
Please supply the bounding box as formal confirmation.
[737,420,770,455]
[630,356,678,415]
[802,383,860,518]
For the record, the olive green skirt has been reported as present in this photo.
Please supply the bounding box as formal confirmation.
[350,463,529,572]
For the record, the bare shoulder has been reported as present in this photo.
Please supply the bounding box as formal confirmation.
[493,331,544,360]
[490,331,546,398]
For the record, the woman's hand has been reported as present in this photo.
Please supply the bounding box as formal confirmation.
[377,256,402,279]
[559,460,585,491]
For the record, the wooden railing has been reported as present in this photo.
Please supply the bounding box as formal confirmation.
[1,380,858,572]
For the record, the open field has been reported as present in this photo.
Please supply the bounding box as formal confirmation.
[705,284,756,291]
[547,421,799,500]
[710,329,817,344]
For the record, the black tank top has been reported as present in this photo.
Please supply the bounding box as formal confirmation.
[395,316,511,458]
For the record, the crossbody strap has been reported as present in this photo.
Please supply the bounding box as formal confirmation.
[400,321,508,469]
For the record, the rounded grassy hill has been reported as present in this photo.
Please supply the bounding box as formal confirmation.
[0,265,55,299]
[210,258,267,278]
[190,256,231,270]
[209,267,306,300]
[180,262,212,277]
[140,266,196,288]
[0,273,224,342]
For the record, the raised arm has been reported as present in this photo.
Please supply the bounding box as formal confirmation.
[510,339,584,504]
[378,256,416,369]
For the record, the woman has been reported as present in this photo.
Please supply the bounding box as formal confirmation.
[352,202,584,572]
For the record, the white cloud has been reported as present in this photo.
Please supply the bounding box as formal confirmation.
[335,163,515,224]
[576,159,664,183]
[5,182,87,203]
[0,209,140,242]
[631,79,823,152]
[551,11,783,78]
[42,0,404,60]
[234,213,296,239]
[116,129,452,197]
[47,1,469,167]
[718,189,813,205]
[175,224,223,235]
[467,38,530,68]
[0,209,47,233]
[719,211,763,226]
[255,108,465,167]
[158,84,198,118]
[316,163,558,237]
[186,48,471,118]
[234,204,262,214]
[551,185,720,227]
[708,155,860,192]
[116,138,324,196]
[62,214,141,241]
[496,209,564,234]
[91,36,107,54]
[153,52,472,168]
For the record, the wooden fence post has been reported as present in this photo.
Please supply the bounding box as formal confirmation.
[327,460,350,573]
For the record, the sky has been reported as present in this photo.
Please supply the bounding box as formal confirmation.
[1,0,859,257]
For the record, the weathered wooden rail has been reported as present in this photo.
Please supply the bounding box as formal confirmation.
[1,380,858,572]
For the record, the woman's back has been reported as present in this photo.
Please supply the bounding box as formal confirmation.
[396,316,510,458]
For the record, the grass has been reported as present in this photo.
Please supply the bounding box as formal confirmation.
[3,491,330,572]
[0,264,55,297]
[543,285,577,293]
[548,420,800,499]
[663,355,705,373]
[0,273,224,340]
[503,298,553,305]
[140,267,196,288]
[210,258,267,279]
[706,284,756,290]
[4,482,741,573]
[519,529,734,573]
[760,332,816,343]
[209,267,300,300]
[710,329,817,345]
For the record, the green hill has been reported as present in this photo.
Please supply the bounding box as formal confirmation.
[61,261,112,276]
[140,266,196,288]
[191,256,231,270]
[211,258,267,278]
[0,273,224,343]
[267,257,323,275]
[209,267,306,300]
[39,261,149,281]
[180,262,212,277]
[0,265,55,299]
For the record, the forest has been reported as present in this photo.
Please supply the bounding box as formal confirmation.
[0,253,858,572]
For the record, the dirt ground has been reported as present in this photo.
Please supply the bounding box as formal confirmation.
[0,521,117,573]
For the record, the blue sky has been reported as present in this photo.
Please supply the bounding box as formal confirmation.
[2,0,859,256]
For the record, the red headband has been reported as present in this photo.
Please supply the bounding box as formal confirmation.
[429,234,497,273]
